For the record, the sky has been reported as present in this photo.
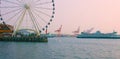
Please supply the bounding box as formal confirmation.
[48,0,120,34]
[1,0,120,35]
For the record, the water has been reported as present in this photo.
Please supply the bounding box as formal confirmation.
[0,37,120,59]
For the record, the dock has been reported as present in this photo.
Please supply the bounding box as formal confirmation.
[0,36,48,42]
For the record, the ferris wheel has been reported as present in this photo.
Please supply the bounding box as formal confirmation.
[0,0,55,36]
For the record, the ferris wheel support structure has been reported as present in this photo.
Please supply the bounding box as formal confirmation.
[13,9,27,36]
[28,9,40,36]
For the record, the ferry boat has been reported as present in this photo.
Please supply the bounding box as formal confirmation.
[77,31,120,39]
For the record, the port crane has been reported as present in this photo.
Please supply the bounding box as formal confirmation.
[55,25,62,36]
[84,28,94,33]
[72,26,80,35]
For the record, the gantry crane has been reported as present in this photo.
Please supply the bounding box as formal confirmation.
[72,26,80,35]
[55,25,62,36]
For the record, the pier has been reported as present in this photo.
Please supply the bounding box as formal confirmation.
[0,36,48,42]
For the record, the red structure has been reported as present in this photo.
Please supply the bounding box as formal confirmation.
[45,29,48,34]
[55,25,62,36]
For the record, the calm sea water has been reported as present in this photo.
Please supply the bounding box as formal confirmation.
[0,37,120,59]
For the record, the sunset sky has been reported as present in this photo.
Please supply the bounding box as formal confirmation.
[49,0,120,34]
[1,0,120,35]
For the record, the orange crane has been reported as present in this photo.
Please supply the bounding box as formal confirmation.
[72,26,80,35]
[55,25,62,36]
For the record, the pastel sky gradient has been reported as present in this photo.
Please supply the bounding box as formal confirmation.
[49,0,120,34]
